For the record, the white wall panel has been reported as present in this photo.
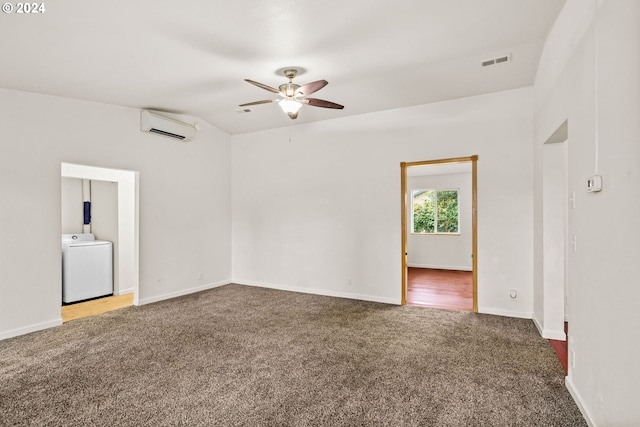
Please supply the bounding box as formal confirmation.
[533,0,640,424]
[0,89,232,339]
[232,87,534,315]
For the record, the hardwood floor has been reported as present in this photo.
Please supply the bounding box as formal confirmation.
[407,267,473,312]
[61,293,134,322]
[549,322,569,374]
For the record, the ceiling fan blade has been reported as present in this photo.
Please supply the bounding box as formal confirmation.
[244,79,279,94]
[295,80,328,96]
[302,98,344,109]
[239,99,278,107]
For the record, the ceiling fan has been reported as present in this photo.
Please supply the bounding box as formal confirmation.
[239,69,344,119]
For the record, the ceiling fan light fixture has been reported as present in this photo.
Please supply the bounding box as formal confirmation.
[241,68,343,120]
[279,98,302,115]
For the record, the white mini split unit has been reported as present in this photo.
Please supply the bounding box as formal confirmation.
[140,110,195,142]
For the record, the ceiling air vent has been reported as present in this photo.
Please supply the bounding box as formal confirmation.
[482,54,512,67]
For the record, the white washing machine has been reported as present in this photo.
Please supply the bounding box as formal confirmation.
[61,234,113,303]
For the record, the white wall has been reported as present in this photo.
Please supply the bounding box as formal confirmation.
[61,177,84,233]
[63,178,120,236]
[534,140,568,341]
[88,180,118,243]
[90,179,119,292]
[533,0,640,424]
[232,86,534,317]
[0,88,232,340]
[407,173,472,270]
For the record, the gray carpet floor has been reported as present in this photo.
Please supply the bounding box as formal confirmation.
[0,284,586,426]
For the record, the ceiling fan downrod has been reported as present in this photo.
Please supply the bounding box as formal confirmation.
[279,69,300,97]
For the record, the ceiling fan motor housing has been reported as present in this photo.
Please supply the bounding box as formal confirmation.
[279,82,300,98]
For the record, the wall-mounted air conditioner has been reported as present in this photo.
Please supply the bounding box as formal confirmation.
[140,110,195,142]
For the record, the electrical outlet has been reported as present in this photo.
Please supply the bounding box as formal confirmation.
[197,272,203,280]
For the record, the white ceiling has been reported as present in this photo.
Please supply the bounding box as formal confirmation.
[0,1,565,135]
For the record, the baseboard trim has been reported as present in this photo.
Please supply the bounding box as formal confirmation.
[407,263,472,271]
[532,316,567,340]
[532,316,544,336]
[478,306,532,319]
[114,287,134,296]
[233,279,400,305]
[137,280,230,306]
[0,318,63,341]
[543,328,566,340]
[566,375,596,427]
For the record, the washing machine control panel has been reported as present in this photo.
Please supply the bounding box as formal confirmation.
[62,233,95,242]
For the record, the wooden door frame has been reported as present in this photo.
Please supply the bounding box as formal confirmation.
[401,155,478,312]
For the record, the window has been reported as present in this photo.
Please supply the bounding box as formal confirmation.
[412,189,459,234]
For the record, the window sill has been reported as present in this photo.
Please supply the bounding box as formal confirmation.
[410,232,461,236]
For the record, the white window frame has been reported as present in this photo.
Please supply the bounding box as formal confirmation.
[410,188,460,235]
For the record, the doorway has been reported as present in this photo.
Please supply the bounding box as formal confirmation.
[401,156,478,311]
[541,120,569,371]
[60,163,140,320]
[61,294,134,322]
[407,267,473,310]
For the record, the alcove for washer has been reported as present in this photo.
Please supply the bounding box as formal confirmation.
[61,162,139,306]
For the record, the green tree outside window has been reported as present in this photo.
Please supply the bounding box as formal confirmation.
[412,189,459,234]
